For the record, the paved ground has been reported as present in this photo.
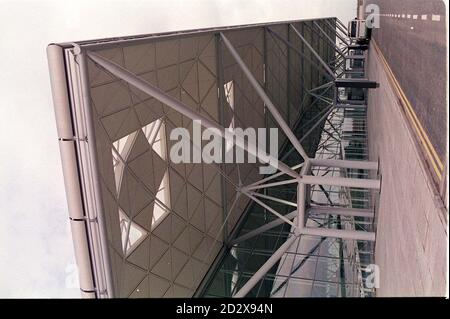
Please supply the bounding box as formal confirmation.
[364,0,447,173]
[367,44,447,296]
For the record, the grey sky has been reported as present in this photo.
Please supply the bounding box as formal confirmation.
[0,0,356,298]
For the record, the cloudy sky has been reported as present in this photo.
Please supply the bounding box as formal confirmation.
[0,0,356,298]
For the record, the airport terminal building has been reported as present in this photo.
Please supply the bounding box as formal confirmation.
[47,15,447,298]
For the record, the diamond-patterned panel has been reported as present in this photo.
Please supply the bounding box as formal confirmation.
[89,33,227,298]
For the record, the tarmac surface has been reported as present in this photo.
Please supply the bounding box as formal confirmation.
[364,0,447,172]
[367,38,447,297]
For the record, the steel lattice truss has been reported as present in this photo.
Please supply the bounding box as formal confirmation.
[48,18,380,298]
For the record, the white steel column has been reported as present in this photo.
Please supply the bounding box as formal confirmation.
[308,206,374,218]
[297,182,306,229]
[310,158,378,170]
[301,227,376,242]
[301,175,381,189]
